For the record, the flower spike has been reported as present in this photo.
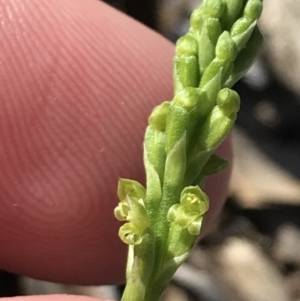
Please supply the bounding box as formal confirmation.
[115,0,263,300]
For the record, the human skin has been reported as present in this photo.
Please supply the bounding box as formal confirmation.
[0,0,231,300]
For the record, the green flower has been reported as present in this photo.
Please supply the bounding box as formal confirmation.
[114,179,149,245]
[167,186,209,235]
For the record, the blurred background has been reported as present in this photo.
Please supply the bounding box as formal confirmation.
[2,0,300,300]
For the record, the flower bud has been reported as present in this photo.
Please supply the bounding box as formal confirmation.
[190,7,204,30]
[220,0,245,30]
[148,101,170,131]
[176,34,198,57]
[215,31,237,61]
[195,99,237,151]
[217,88,240,115]
[174,55,199,90]
[165,104,188,154]
[225,26,263,87]
[173,87,200,112]
[199,18,222,76]
[244,0,263,21]
[231,18,256,51]
[203,0,224,18]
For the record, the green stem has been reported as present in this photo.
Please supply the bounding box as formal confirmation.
[121,230,155,301]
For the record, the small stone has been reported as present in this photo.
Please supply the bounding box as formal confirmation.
[230,128,300,208]
[20,277,118,299]
[272,223,300,269]
[161,283,189,301]
[259,0,300,96]
[216,238,291,301]
[173,263,227,301]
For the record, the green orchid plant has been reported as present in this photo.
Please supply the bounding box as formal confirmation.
[114,0,263,300]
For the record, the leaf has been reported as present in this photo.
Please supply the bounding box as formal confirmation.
[164,132,187,188]
[201,153,229,177]
[144,143,162,207]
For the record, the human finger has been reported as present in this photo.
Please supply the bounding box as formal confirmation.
[0,0,231,285]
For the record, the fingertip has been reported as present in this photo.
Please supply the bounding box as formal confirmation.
[202,136,233,237]
[0,0,173,284]
[0,295,113,301]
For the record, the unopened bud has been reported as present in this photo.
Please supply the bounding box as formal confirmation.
[217,88,240,115]
[176,34,198,57]
[215,31,238,61]
[244,0,263,21]
[148,101,170,131]
[203,0,225,18]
